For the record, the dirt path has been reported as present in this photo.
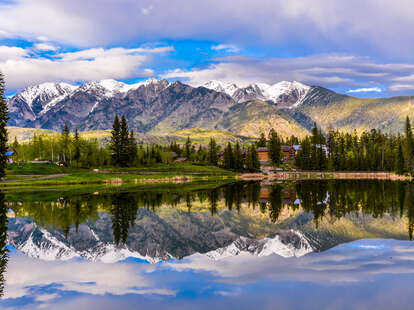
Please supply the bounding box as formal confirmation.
[2,174,69,183]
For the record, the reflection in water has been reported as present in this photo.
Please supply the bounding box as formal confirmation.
[4,180,414,261]
[2,181,414,309]
[0,193,7,298]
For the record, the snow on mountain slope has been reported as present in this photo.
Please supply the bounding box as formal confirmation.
[205,230,312,260]
[202,80,239,97]
[202,80,310,107]
[18,82,78,109]
[81,79,170,97]
[16,82,78,116]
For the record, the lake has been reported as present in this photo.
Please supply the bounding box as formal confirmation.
[1,180,414,309]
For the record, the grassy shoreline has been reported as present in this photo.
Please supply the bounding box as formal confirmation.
[2,163,236,187]
[3,163,412,188]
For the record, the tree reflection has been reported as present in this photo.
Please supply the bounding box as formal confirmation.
[111,193,138,245]
[6,180,414,247]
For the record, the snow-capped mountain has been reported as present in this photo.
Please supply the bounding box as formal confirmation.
[205,230,312,260]
[7,78,347,136]
[202,80,310,107]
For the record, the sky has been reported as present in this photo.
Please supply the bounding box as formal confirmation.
[2,0,414,97]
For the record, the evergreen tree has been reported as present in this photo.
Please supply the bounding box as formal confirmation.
[296,137,311,170]
[268,128,281,166]
[0,73,7,178]
[128,130,138,164]
[223,142,234,169]
[110,115,121,165]
[396,138,405,175]
[185,136,192,159]
[119,116,130,166]
[246,145,260,172]
[405,116,414,174]
[257,132,267,147]
[73,128,81,167]
[233,142,243,171]
[208,138,218,165]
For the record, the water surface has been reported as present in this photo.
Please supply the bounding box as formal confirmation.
[1,180,414,309]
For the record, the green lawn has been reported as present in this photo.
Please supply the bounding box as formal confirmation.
[3,163,235,187]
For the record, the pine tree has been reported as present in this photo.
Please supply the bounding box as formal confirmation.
[110,115,121,165]
[396,138,405,175]
[119,116,129,166]
[268,128,281,166]
[208,138,218,165]
[295,137,311,170]
[73,128,81,167]
[405,116,414,174]
[223,142,234,169]
[0,73,7,178]
[246,145,260,172]
[128,130,138,165]
[234,142,243,171]
[251,145,260,171]
[185,136,192,159]
[257,132,267,147]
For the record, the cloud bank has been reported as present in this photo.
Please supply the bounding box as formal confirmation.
[0,45,174,91]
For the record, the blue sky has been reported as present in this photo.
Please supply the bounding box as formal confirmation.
[2,0,414,97]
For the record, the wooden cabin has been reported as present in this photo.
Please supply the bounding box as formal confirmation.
[281,145,296,162]
[257,147,270,162]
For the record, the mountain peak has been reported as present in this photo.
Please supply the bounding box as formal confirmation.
[17,82,77,108]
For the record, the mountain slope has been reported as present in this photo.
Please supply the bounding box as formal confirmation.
[216,100,309,138]
[291,86,414,133]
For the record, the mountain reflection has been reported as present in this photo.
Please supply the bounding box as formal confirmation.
[4,180,414,263]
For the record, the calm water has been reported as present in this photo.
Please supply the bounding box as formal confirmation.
[1,180,414,309]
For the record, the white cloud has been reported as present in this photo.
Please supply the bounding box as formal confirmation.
[211,44,240,53]
[162,54,414,92]
[36,36,49,42]
[34,43,59,52]
[347,87,382,93]
[389,84,414,91]
[0,45,174,91]
[0,46,28,61]
[0,0,414,60]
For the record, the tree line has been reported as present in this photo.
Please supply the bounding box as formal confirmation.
[294,120,414,175]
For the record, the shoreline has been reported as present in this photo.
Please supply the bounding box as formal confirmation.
[238,171,412,181]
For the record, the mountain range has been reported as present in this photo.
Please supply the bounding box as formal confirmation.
[8,78,414,138]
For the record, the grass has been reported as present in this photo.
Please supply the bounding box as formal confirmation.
[3,162,236,187]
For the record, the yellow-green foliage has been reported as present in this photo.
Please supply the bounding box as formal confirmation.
[7,126,55,143]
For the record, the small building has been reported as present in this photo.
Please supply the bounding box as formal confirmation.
[257,147,269,163]
[281,145,296,161]
[5,148,16,163]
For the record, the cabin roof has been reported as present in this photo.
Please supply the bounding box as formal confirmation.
[257,147,268,152]
[281,145,293,152]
